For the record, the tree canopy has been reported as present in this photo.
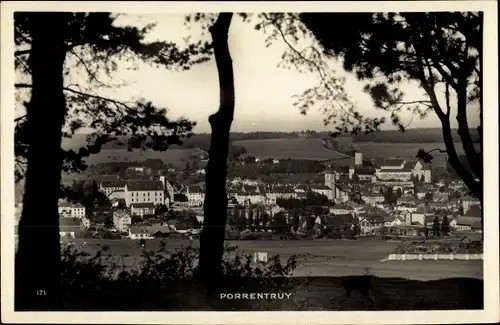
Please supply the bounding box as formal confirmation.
[14,12,212,182]
[248,12,482,204]
[295,12,482,201]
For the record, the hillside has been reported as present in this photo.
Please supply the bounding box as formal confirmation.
[350,128,481,143]
[62,128,480,151]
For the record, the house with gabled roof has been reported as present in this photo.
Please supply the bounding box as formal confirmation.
[314,213,354,236]
[329,204,354,216]
[454,217,481,232]
[186,185,205,207]
[100,180,127,197]
[130,202,156,217]
[113,210,132,232]
[128,224,172,239]
[361,193,384,206]
[358,214,385,235]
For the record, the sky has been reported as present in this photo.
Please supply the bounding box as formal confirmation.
[17,12,481,134]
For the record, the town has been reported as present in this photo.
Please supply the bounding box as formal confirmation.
[14,149,482,244]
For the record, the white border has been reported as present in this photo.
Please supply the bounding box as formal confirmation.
[1,1,498,324]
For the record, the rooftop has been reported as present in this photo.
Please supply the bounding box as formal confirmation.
[129,224,171,234]
[188,185,204,194]
[127,180,164,191]
[381,158,406,167]
[131,202,156,209]
[101,180,127,188]
[311,185,331,190]
[378,161,415,172]
[59,202,85,208]
[59,217,82,232]
[330,204,353,210]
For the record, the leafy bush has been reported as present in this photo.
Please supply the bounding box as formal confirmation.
[58,242,301,310]
[394,241,483,254]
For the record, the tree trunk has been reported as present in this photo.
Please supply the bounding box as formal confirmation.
[198,13,234,280]
[477,12,484,236]
[456,85,481,180]
[441,121,481,198]
[15,13,68,310]
[441,119,483,238]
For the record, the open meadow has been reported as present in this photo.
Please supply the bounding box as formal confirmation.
[58,137,481,169]
[234,138,349,160]
[57,238,483,310]
[234,139,479,167]
[68,238,483,281]
[81,148,198,169]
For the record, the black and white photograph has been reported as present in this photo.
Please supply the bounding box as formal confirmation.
[1,1,498,324]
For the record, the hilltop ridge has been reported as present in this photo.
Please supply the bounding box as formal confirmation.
[62,128,480,151]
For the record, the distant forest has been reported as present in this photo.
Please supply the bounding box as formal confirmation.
[63,128,480,151]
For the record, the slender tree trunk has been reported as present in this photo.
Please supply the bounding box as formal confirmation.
[441,119,483,238]
[15,13,68,310]
[456,85,481,179]
[441,120,481,197]
[198,13,234,280]
[477,12,484,237]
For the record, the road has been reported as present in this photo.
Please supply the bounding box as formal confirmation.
[67,238,483,281]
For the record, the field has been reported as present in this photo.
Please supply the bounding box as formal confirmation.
[234,138,348,160]
[69,238,483,281]
[234,139,480,167]
[81,148,198,169]
[59,137,481,169]
[55,238,483,310]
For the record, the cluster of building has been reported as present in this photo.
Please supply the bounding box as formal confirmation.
[52,167,186,240]
[180,152,481,238]
[14,150,481,242]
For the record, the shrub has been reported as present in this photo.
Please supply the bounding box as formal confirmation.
[394,241,484,254]
[57,242,301,310]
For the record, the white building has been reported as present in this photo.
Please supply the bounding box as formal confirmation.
[128,225,155,239]
[265,187,296,205]
[375,159,432,183]
[108,190,126,201]
[58,202,86,218]
[395,203,419,213]
[384,215,404,227]
[186,185,205,207]
[100,180,127,198]
[412,161,432,183]
[329,204,354,216]
[130,202,156,217]
[409,207,428,226]
[361,194,385,206]
[113,210,132,232]
[359,216,384,236]
[125,180,165,207]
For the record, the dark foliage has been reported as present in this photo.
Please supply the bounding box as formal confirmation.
[295,12,482,203]
[14,12,212,182]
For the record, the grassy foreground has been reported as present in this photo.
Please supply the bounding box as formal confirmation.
[17,244,483,311]
[59,276,483,311]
